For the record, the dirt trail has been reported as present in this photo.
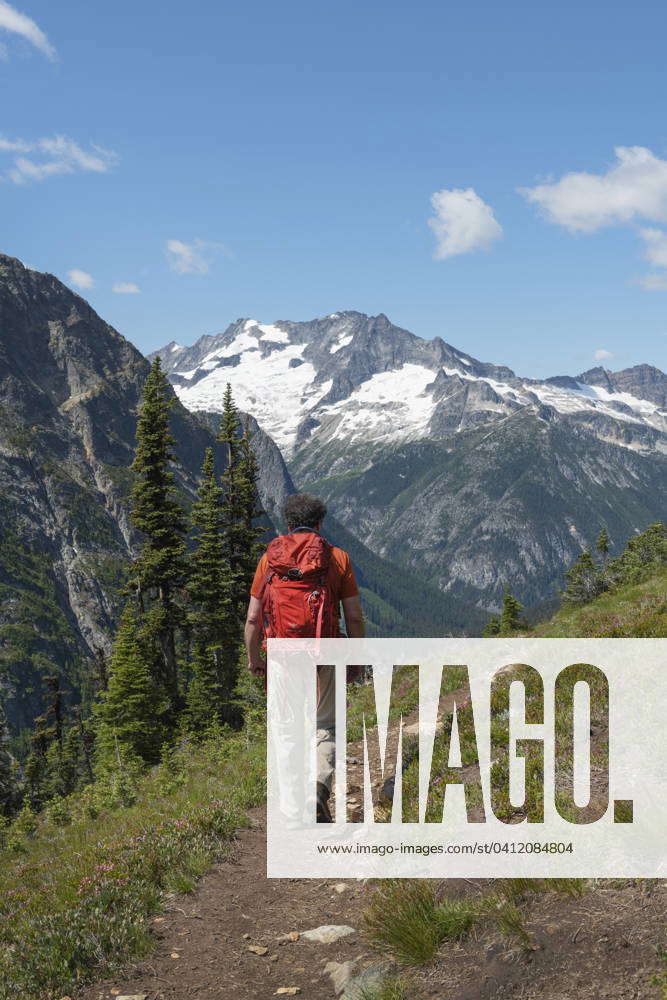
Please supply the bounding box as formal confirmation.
[75,692,430,1000]
[76,690,665,1000]
[76,806,372,1000]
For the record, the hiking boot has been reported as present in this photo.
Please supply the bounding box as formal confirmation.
[316,781,333,823]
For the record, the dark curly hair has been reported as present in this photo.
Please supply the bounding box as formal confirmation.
[283,493,327,532]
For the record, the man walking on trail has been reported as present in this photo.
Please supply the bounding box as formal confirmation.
[244,493,365,822]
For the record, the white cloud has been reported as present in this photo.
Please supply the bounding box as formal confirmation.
[0,136,31,152]
[639,273,667,291]
[520,146,667,233]
[67,269,94,291]
[428,187,502,260]
[112,282,140,294]
[594,349,614,361]
[0,0,56,60]
[166,238,216,275]
[639,227,667,268]
[0,134,117,184]
[635,228,667,290]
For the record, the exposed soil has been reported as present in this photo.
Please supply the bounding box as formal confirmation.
[75,688,665,1000]
[76,807,373,1000]
[418,878,666,1000]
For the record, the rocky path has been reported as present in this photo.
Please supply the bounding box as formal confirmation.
[76,806,380,1000]
[75,686,665,1000]
[74,694,428,1000]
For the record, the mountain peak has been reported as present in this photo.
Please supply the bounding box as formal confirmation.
[152,310,666,459]
[578,363,666,408]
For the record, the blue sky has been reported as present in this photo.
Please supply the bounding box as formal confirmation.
[1,0,667,377]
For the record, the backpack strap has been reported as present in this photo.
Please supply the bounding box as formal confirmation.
[315,589,326,638]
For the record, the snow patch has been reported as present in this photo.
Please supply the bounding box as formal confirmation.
[530,381,664,426]
[257,322,289,343]
[317,365,438,444]
[215,327,261,359]
[330,333,354,354]
[173,342,331,454]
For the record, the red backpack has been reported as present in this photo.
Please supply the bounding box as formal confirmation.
[260,531,340,642]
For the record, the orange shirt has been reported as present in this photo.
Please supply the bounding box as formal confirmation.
[250,538,359,605]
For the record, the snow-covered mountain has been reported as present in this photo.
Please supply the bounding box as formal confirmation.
[154,312,667,460]
[153,312,667,611]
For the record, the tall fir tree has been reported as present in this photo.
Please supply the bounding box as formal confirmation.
[216,387,265,722]
[0,699,15,817]
[237,418,266,600]
[128,356,187,706]
[23,712,52,810]
[188,447,234,644]
[185,639,225,732]
[218,385,243,604]
[186,447,235,724]
[94,603,167,767]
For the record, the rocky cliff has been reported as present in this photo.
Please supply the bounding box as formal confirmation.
[0,255,289,733]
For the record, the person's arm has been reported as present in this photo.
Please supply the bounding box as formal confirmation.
[244,595,266,676]
[342,594,365,638]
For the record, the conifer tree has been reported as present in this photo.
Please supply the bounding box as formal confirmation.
[188,447,233,645]
[44,675,63,746]
[58,726,85,796]
[483,614,501,637]
[218,384,243,615]
[95,603,167,767]
[562,549,605,606]
[185,640,225,732]
[23,712,51,810]
[499,588,526,634]
[128,357,187,705]
[597,527,610,562]
[215,388,265,723]
[0,700,14,817]
[237,419,266,602]
[186,447,234,723]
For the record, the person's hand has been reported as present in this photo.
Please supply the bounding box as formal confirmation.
[249,658,266,678]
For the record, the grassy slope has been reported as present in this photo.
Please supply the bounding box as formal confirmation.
[528,567,667,638]
[1,569,663,1000]
[0,711,266,1000]
[364,565,667,995]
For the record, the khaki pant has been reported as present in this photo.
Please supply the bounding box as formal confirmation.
[316,666,336,792]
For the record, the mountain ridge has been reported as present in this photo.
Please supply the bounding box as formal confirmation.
[152,310,667,460]
[153,310,667,612]
[0,259,481,736]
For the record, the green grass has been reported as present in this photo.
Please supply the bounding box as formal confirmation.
[363,880,477,964]
[359,975,415,1000]
[0,713,266,1000]
[364,570,663,977]
[346,665,421,743]
[363,877,587,968]
[529,567,667,638]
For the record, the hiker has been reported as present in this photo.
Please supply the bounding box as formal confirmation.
[244,493,365,822]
